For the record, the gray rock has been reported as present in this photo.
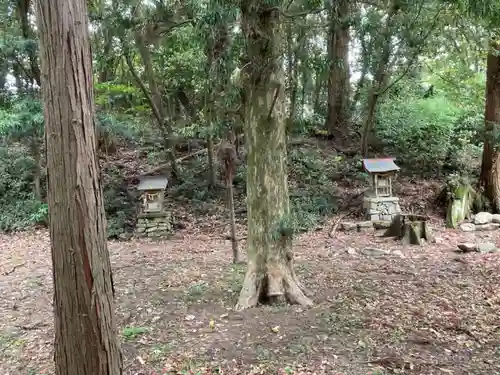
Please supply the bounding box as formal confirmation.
[118,233,133,241]
[361,247,388,256]
[146,226,158,233]
[340,222,358,231]
[460,223,476,232]
[358,221,374,228]
[373,221,391,230]
[346,247,357,255]
[477,242,498,253]
[370,214,380,221]
[358,227,375,233]
[475,223,500,231]
[474,212,493,225]
[392,250,404,257]
[492,214,500,223]
[457,243,477,252]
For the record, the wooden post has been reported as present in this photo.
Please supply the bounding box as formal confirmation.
[374,174,378,197]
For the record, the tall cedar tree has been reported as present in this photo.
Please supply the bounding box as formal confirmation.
[35,0,123,373]
[236,0,312,309]
[480,40,500,212]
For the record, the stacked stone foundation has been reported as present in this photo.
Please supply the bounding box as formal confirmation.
[363,196,401,221]
[134,211,172,238]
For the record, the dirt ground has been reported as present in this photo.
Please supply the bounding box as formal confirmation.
[1,220,500,375]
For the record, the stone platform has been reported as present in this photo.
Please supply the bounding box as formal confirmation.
[134,211,172,238]
[363,196,401,221]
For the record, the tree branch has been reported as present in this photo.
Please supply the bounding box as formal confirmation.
[121,41,164,126]
[378,6,444,96]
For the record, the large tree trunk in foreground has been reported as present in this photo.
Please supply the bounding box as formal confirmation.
[35,1,122,374]
[237,1,312,310]
[480,41,500,213]
[325,0,350,137]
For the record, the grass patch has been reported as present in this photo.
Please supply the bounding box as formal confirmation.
[122,326,148,339]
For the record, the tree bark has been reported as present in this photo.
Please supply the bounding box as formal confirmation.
[237,0,312,310]
[480,40,500,212]
[35,0,122,374]
[325,0,350,137]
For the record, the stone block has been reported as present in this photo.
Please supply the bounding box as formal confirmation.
[358,221,374,228]
[381,215,392,221]
[358,226,374,233]
[370,214,380,221]
[460,223,475,232]
[474,212,493,225]
[341,222,358,231]
[373,221,391,229]
[475,223,500,231]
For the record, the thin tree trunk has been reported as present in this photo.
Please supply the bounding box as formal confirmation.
[480,40,500,212]
[237,0,312,310]
[360,1,399,156]
[207,135,217,186]
[227,181,239,263]
[313,72,323,113]
[286,25,298,125]
[31,141,41,201]
[325,0,350,136]
[135,33,179,177]
[35,0,122,374]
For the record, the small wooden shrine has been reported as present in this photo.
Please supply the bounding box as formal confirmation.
[137,176,168,213]
[362,158,400,197]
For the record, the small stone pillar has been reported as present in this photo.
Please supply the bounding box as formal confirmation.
[363,195,401,221]
[135,211,172,238]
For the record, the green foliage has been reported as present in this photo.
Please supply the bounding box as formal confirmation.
[102,164,139,238]
[0,97,43,142]
[288,147,338,231]
[0,145,47,231]
[377,93,480,175]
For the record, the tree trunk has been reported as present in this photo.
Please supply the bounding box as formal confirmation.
[286,25,298,125]
[237,1,312,310]
[134,33,179,177]
[31,141,42,201]
[325,0,350,137]
[227,181,239,263]
[480,40,500,212]
[313,72,323,114]
[360,1,399,157]
[35,0,122,374]
[207,135,217,186]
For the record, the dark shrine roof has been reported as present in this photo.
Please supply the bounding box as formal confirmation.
[362,158,400,173]
[137,176,169,191]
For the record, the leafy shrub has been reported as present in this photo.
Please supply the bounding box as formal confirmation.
[377,95,471,175]
[102,165,139,238]
[288,147,338,230]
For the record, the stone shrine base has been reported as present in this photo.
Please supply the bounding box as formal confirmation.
[134,211,172,238]
[363,196,401,221]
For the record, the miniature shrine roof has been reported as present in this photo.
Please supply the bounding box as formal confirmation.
[137,176,169,191]
[362,158,400,173]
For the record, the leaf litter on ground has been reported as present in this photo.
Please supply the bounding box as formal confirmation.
[1,210,500,374]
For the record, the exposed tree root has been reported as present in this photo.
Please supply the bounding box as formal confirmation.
[235,261,313,310]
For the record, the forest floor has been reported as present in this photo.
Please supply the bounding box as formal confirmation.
[1,215,500,375]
